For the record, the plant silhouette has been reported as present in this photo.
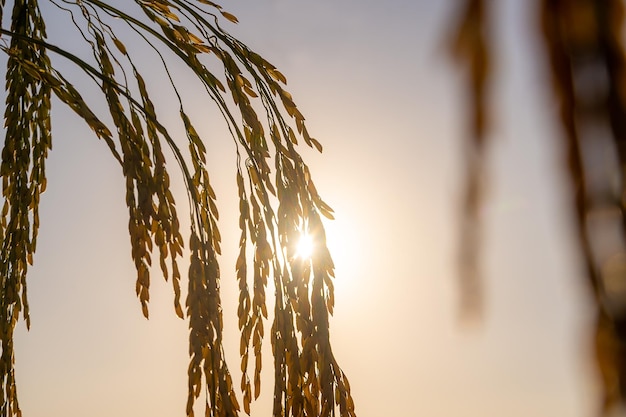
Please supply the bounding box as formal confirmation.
[5,1,626,416]
[0,1,354,417]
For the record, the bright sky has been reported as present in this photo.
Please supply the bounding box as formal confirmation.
[11,0,599,416]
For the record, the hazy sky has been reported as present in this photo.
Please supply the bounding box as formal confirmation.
[11,1,598,416]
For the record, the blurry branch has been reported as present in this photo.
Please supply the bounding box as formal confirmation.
[0,1,355,417]
[450,0,490,320]
[541,1,626,413]
[451,0,626,414]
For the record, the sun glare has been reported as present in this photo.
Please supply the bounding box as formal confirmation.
[296,234,314,259]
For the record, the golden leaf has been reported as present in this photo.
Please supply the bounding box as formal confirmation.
[112,38,127,55]
[310,137,323,152]
[221,11,239,23]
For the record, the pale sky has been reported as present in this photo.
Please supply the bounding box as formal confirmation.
[11,1,598,416]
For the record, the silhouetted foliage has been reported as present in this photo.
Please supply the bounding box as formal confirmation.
[452,0,626,415]
[0,1,354,417]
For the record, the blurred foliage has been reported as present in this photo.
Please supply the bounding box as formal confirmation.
[0,1,354,417]
[452,0,626,415]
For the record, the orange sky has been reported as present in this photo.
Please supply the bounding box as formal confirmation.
[12,1,598,416]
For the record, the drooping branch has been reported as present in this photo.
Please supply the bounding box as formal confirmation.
[540,1,626,413]
[0,1,51,415]
[450,0,491,319]
[0,1,355,417]
[451,0,626,414]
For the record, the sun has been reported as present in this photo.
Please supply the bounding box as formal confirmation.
[295,233,314,259]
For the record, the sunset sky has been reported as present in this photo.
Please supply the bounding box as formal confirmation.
[11,1,598,416]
